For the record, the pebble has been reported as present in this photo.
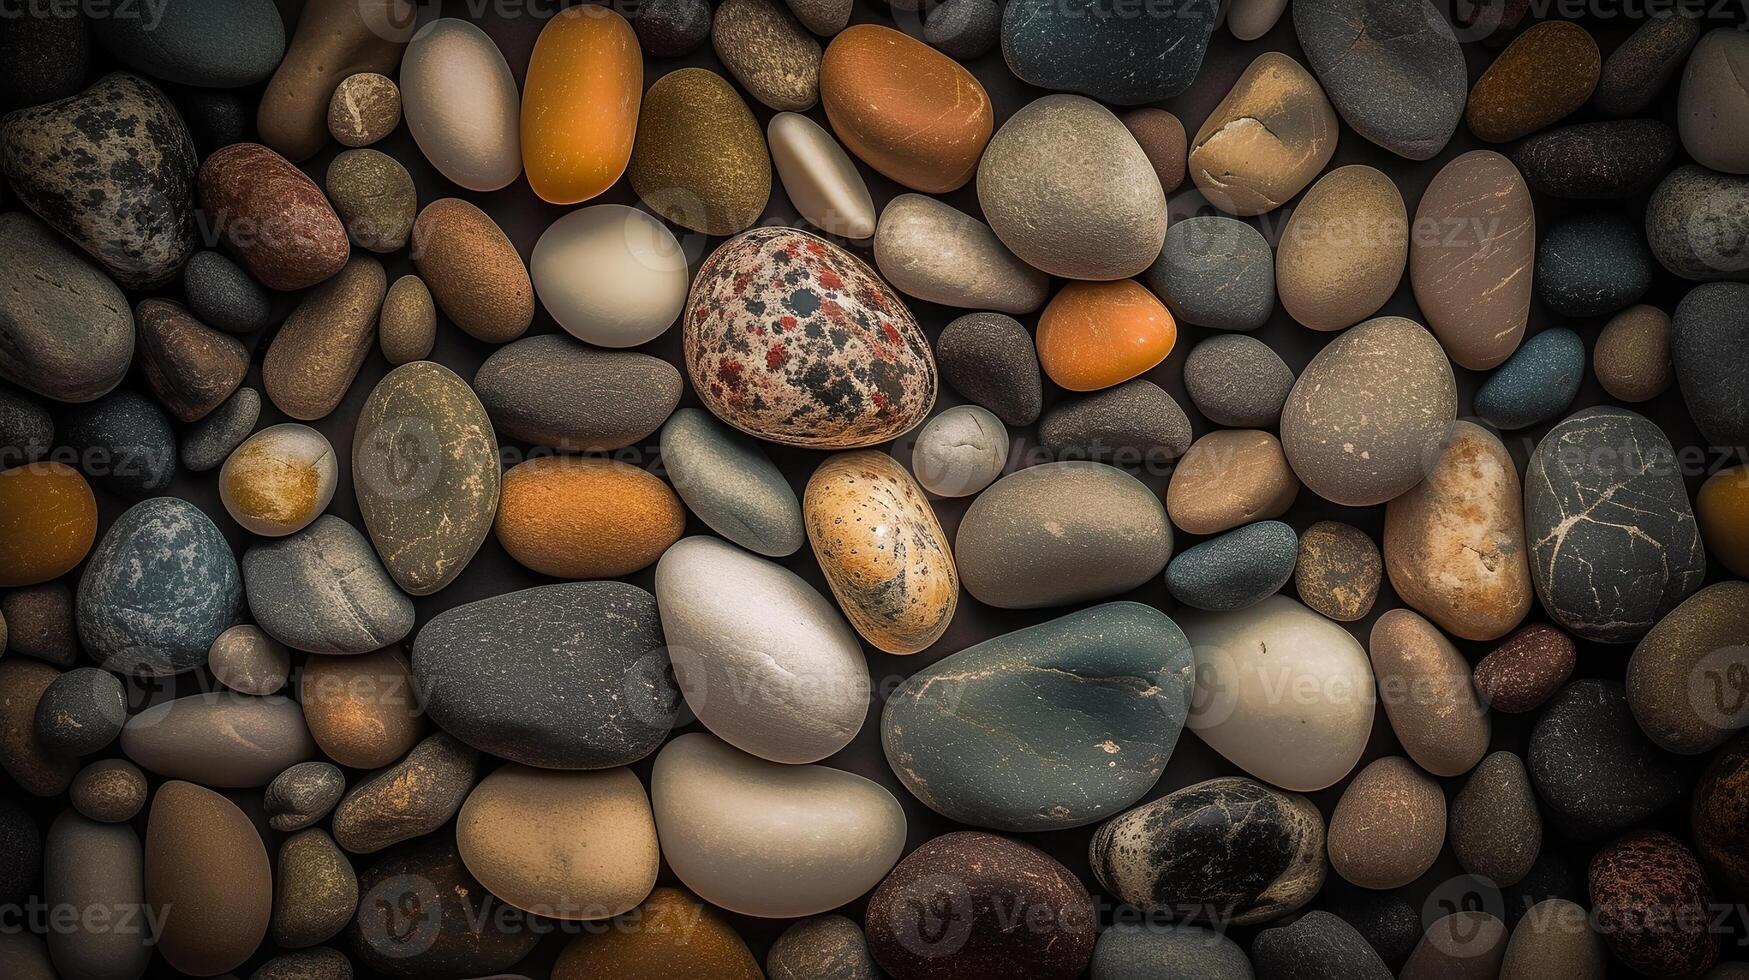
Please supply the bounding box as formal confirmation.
[1092,776,1325,924]
[521,5,641,204]
[272,828,357,948]
[351,836,537,978]
[477,335,680,453]
[1167,429,1300,535]
[495,457,683,579]
[655,536,868,763]
[220,423,339,537]
[257,0,411,161]
[935,312,1043,426]
[243,515,414,655]
[874,194,1049,313]
[1475,328,1587,431]
[1120,108,1187,194]
[1646,165,1749,282]
[144,780,272,976]
[1539,212,1653,318]
[377,276,436,365]
[209,627,289,698]
[69,758,147,823]
[653,733,904,917]
[60,391,178,499]
[1036,281,1176,391]
[661,408,804,557]
[261,255,387,420]
[0,8,87,112]
[909,405,1007,498]
[628,69,770,237]
[254,946,347,980]
[923,0,999,60]
[1038,380,1191,466]
[1410,151,1534,369]
[1183,334,1293,428]
[1528,680,1682,838]
[121,692,315,787]
[1596,11,1702,116]
[552,887,757,980]
[1167,520,1297,611]
[299,648,424,770]
[978,94,1166,279]
[768,111,875,239]
[0,660,76,796]
[0,73,198,289]
[1327,756,1445,890]
[1090,923,1252,980]
[1401,912,1508,980]
[0,384,51,467]
[1674,282,1749,453]
[410,198,534,343]
[1626,581,1749,754]
[94,0,282,85]
[1143,215,1275,332]
[42,811,150,980]
[531,205,689,348]
[634,0,712,56]
[1231,0,1288,39]
[884,602,1192,831]
[1294,0,1466,160]
[181,387,260,473]
[0,463,96,588]
[265,761,346,833]
[1320,890,1424,970]
[34,667,125,756]
[1467,21,1600,142]
[327,72,400,147]
[768,916,880,980]
[1699,464,1749,578]
[1512,119,1677,198]
[413,582,678,769]
[1526,407,1705,643]
[78,496,241,676]
[332,732,478,854]
[1282,316,1458,506]
[957,462,1171,609]
[1383,421,1532,639]
[1370,609,1491,776]
[1594,304,1674,402]
[1678,29,1749,174]
[1294,521,1383,622]
[1589,831,1719,976]
[685,227,936,449]
[1694,732,1749,897]
[200,142,349,291]
[821,24,992,193]
[713,0,820,110]
[1252,911,1392,979]
[1000,0,1215,104]
[458,764,658,920]
[867,831,1095,980]
[401,20,521,190]
[0,212,134,403]
[1500,898,1606,980]
[1473,624,1577,713]
[1189,51,1338,216]
[1277,165,1408,331]
[0,584,75,666]
[324,148,415,253]
[1180,596,1374,791]
[1452,750,1542,888]
[182,250,273,335]
[784,0,849,35]
[134,301,248,426]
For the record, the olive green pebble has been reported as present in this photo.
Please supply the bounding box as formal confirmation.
[379,275,437,366]
[69,759,148,822]
[327,72,401,147]
[326,149,416,253]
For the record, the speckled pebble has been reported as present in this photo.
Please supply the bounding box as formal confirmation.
[33,667,125,756]
[633,0,713,56]
[1646,165,1749,282]
[1473,624,1576,713]
[180,387,260,473]
[265,761,346,833]
[1536,212,1652,317]
[69,758,147,823]
[208,625,290,696]
[1184,334,1293,428]
[325,148,416,253]
[377,275,436,366]
[1673,282,1749,454]
[1512,119,1677,198]
[767,915,880,980]
[1596,11,1702,116]
[923,0,999,60]
[934,312,1043,427]
[1,584,76,668]
[182,251,273,335]
[1594,304,1674,402]
[1529,679,1682,839]
[909,405,1008,498]
[1038,380,1191,467]
[59,391,178,500]
[1294,521,1382,622]
[1252,911,1392,979]
[1166,520,1297,611]
[1144,216,1274,332]
[1451,750,1542,887]
[1474,328,1586,430]
[327,72,400,147]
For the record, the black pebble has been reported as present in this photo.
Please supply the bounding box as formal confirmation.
[1318,890,1423,971]
[1527,679,1685,839]
[1512,119,1676,199]
[0,381,54,468]
[1536,211,1653,318]
[925,0,1001,60]
[936,312,1044,426]
[183,250,274,335]
[1672,282,1749,456]
[0,7,88,112]
[628,0,712,58]
[34,667,127,757]
[1039,379,1192,467]
[57,390,179,499]
[1251,911,1394,980]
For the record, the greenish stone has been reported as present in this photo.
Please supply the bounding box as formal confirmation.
[1166,520,1299,611]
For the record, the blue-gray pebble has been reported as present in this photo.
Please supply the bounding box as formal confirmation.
[1536,211,1653,317]
[180,387,261,472]
[242,515,414,655]
[1144,216,1274,332]
[1166,520,1298,611]
[1001,0,1216,104]
[91,0,284,88]
[1091,923,1252,980]
[1294,0,1467,161]
[1672,282,1749,454]
[660,408,804,557]
[1474,328,1585,430]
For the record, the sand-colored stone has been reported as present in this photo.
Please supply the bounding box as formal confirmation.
[261,255,387,421]
[144,781,272,977]
[378,274,435,365]
[521,5,642,205]
[70,758,148,822]
[1500,899,1606,980]
[1036,281,1176,392]
[258,0,413,161]
[628,68,771,236]
[1293,521,1382,622]
[219,423,338,537]
[271,828,357,949]
[327,71,400,147]
[1468,21,1600,142]
[1698,464,1749,579]
[552,887,763,980]
[1167,430,1299,536]
[1410,150,1534,370]
[0,462,96,587]
[1370,608,1491,777]
[1277,165,1407,331]
[410,198,534,344]
[1327,756,1446,890]
[495,456,685,580]
[299,647,424,770]
[1189,51,1338,216]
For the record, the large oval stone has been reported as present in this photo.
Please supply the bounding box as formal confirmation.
[243,515,414,655]
[683,227,935,449]
[628,68,770,237]
[410,198,534,344]
[413,581,678,769]
[76,497,242,677]
[495,457,684,580]
[400,18,521,192]
[999,0,1215,104]
[1626,581,1749,755]
[652,733,905,918]
[1525,407,1706,643]
[1672,282,1749,455]
[475,334,680,452]
[1293,0,1466,160]
[120,693,316,787]
[1529,679,1683,839]
[353,361,499,596]
[1410,150,1535,370]
[199,142,350,291]
[521,5,641,204]
[0,213,133,404]
[144,781,272,977]
[44,812,150,980]
[873,194,1048,314]
[883,602,1192,832]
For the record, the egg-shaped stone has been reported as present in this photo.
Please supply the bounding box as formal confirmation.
[1000,0,1216,106]
[654,536,869,764]
[120,692,316,787]
[400,19,521,192]
[1167,430,1300,535]
[410,198,534,344]
[475,334,682,452]
[325,149,415,254]
[660,407,804,558]
[873,194,1049,314]
[768,111,874,239]
[520,5,641,204]
[1328,756,1446,890]
[804,451,956,655]
[909,404,1008,498]
[144,781,272,977]
[327,71,399,147]
[712,0,821,111]
[495,457,684,580]
[1467,21,1600,143]
[1474,327,1587,431]
[1673,282,1749,455]
[0,462,97,588]
[1277,165,1407,331]
[256,0,412,163]
[1590,832,1719,977]
[1180,595,1375,792]
[219,423,338,537]
[628,68,771,237]
[684,227,936,449]
[298,647,423,769]
[1646,165,1749,283]
[1189,51,1339,216]
[1144,215,1276,332]
[1699,464,1749,579]
[198,142,348,292]
[1626,581,1749,755]
[1370,609,1492,777]
[531,205,689,348]
[652,733,905,918]
[1035,280,1176,392]
[1679,29,1749,175]
[43,811,151,980]
[1410,150,1535,370]
[0,659,75,796]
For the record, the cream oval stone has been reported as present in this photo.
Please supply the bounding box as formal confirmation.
[531,204,689,349]
[1179,595,1375,792]
[804,450,957,655]
[457,764,658,921]
[1277,165,1408,331]
[121,692,317,787]
[219,423,338,537]
[1410,150,1534,370]
[400,19,522,191]
[1385,421,1533,641]
[651,732,906,918]
[654,536,870,764]
[1370,608,1491,777]
[1327,756,1446,890]
[1189,51,1339,216]
[873,194,1050,314]
[768,111,875,239]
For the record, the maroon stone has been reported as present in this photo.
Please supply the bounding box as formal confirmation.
[1589,830,1718,977]
[198,142,349,291]
[1473,623,1576,712]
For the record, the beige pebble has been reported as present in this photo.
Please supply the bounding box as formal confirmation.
[327,72,401,147]
[1293,521,1382,622]
[69,758,147,823]
[1277,165,1407,331]
[1189,51,1338,216]
[378,275,436,365]
[1370,608,1491,777]
[1166,430,1299,536]
[208,625,291,695]
[1327,756,1446,890]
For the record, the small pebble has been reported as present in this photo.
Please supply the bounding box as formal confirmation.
[767,915,880,980]
[1596,11,1701,116]
[1294,0,1465,160]
[712,0,822,112]
[1089,923,1252,980]
[1474,328,1586,431]
[1473,624,1577,713]
[182,250,274,335]
[1319,890,1423,971]
[1537,212,1652,317]
[1144,216,1275,332]
[265,761,347,833]
[208,625,290,696]
[1167,430,1299,535]
[1327,756,1446,889]
[1189,52,1337,215]
[1370,609,1491,777]
[262,256,388,421]
[1500,898,1606,980]
[0,584,76,667]
[219,423,338,537]
[252,948,353,980]
[134,299,249,424]
[300,648,424,769]
[181,387,261,473]
[660,408,805,558]
[909,405,1008,498]
[1120,107,1187,194]
[1183,334,1294,428]
[1294,521,1382,622]
[935,312,1044,427]
[326,72,401,147]
[378,275,437,366]
[1166,520,1298,611]
[999,0,1215,104]
[1038,379,1192,467]
[411,199,534,344]
[1451,750,1542,887]
[332,732,478,854]
[33,667,126,756]
[325,148,416,253]
[68,759,148,823]
[1594,304,1673,402]
[1626,581,1749,754]
[923,0,999,61]
[243,515,414,655]
[59,391,178,499]
[633,0,713,56]
[0,383,52,468]
[1672,282,1749,454]
[1698,464,1749,579]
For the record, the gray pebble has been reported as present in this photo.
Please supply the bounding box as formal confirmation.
[1144,216,1274,331]
[909,405,1008,497]
[1672,282,1749,455]
[1038,380,1192,466]
[935,312,1044,426]
[768,915,880,980]
[1596,11,1702,116]
[1091,923,1252,980]
[325,148,416,253]
[265,761,347,833]
[1184,334,1294,427]
[1252,910,1393,979]
[1451,750,1541,887]
[1528,679,1683,839]
[207,624,290,696]
[242,515,414,655]
[1646,165,1749,282]
[180,386,260,472]
[1294,0,1467,160]
[660,407,804,557]
[1166,520,1298,611]
[0,212,135,403]
[924,0,1000,60]
[34,667,126,756]
[1536,211,1652,317]
[59,390,178,499]
[0,382,52,468]
[476,334,682,452]
[183,250,273,334]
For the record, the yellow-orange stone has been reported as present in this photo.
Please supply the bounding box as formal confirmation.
[521,6,642,205]
[1699,464,1749,579]
[820,24,993,194]
[495,456,685,579]
[1035,280,1177,392]
[0,463,98,587]
[551,887,762,980]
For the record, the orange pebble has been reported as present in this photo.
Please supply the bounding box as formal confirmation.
[1699,464,1749,579]
[494,456,685,580]
[0,462,99,587]
[521,6,642,205]
[1035,280,1177,392]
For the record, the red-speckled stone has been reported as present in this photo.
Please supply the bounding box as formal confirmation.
[198,143,349,291]
[1589,831,1718,976]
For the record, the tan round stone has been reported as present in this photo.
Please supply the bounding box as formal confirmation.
[69,758,147,823]
[297,646,424,770]
[1277,165,1407,331]
[1166,430,1299,536]
[410,198,534,344]
[1370,608,1491,777]
[1595,304,1674,402]
[219,423,339,537]
[1189,51,1338,216]
[1293,521,1382,622]
[144,781,272,977]
[379,275,436,366]
[1327,756,1446,890]
[327,72,401,147]
[271,828,357,949]
[1501,899,1606,980]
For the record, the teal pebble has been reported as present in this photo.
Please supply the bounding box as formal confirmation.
[1474,328,1585,430]
[1536,212,1653,317]
[1166,520,1298,611]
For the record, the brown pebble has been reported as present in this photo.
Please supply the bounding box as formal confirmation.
[378,275,437,365]
[1189,51,1338,215]
[1402,911,1508,980]
[410,198,534,344]
[1693,731,1749,898]
[198,142,351,291]
[1327,756,1446,890]
[0,659,75,796]
[252,948,354,980]
[1467,21,1601,142]
[69,759,148,823]
[208,624,291,696]
[325,148,416,253]
[327,72,401,147]
[272,828,358,949]
[331,732,478,855]
[258,0,412,162]
[1473,624,1576,713]
[1500,899,1606,980]
[1590,831,1719,977]
[144,780,273,977]
[1121,107,1186,195]
[1370,608,1491,777]
[1166,429,1300,536]
[350,836,537,978]
[135,299,250,423]
[1293,521,1382,622]
[298,647,424,770]
[1,583,76,667]
[266,761,347,833]
[1450,750,1542,887]
[552,886,769,980]
[262,255,387,421]
[1594,304,1673,402]
[1410,150,1534,370]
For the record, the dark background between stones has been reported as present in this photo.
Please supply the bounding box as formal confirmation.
[14,0,1749,976]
